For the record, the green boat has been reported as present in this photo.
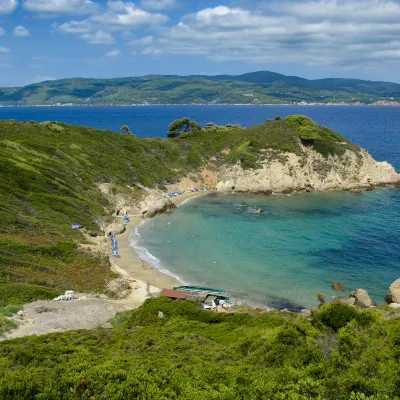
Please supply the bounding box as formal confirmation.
[173,285,227,295]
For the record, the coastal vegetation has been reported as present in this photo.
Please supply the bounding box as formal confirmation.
[0,115,360,306]
[0,297,400,399]
[0,116,399,398]
[1,71,400,105]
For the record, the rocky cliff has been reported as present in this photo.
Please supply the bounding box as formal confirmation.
[215,147,399,193]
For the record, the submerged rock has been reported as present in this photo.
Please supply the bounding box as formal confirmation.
[332,282,346,292]
[386,278,400,304]
[349,289,374,308]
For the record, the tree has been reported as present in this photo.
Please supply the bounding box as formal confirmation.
[167,117,202,138]
[120,125,136,137]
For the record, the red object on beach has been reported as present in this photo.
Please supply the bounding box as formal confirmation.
[130,279,137,282]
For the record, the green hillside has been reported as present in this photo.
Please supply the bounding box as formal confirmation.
[0,297,399,399]
[0,116,355,306]
[0,118,399,399]
[1,71,400,105]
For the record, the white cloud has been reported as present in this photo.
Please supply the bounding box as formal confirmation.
[140,0,175,10]
[129,35,153,46]
[105,48,121,56]
[80,30,115,44]
[23,0,99,15]
[0,46,10,53]
[92,1,168,30]
[0,0,18,14]
[13,25,31,37]
[56,20,92,33]
[122,30,134,40]
[142,46,163,55]
[151,1,400,68]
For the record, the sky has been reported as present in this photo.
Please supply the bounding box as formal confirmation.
[1,0,400,86]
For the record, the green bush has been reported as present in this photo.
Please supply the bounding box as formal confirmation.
[0,298,399,399]
[0,283,60,307]
[312,303,375,332]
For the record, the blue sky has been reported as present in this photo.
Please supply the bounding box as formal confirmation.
[1,0,400,86]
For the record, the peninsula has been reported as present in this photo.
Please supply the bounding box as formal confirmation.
[2,71,400,106]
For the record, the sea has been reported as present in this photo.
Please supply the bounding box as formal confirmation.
[3,105,399,309]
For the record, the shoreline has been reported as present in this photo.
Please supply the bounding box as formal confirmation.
[111,185,399,310]
[2,104,400,108]
[110,191,210,307]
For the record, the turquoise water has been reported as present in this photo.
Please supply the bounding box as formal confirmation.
[133,190,400,309]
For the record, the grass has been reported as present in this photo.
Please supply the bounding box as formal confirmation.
[0,304,20,334]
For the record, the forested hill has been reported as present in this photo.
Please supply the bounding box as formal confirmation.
[1,71,400,105]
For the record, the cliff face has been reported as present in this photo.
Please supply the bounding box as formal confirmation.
[214,148,399,193]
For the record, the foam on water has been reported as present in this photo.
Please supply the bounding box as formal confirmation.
[129,220,186,284]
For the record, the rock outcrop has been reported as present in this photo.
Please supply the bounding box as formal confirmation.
[215,148,399,193]
[105,222,126,236]
[386,278,400,304]
[349,289,374,308]
[332,283,345,292]
[141,199,176,218]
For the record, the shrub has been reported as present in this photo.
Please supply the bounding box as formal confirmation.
[0,283,60,307]
[312,303,374,332]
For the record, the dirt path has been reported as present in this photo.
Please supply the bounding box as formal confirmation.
[2,297,125,340]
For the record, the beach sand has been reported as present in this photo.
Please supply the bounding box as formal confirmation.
[111,191,210,308]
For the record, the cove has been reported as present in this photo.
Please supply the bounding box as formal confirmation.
[134,189,400,309]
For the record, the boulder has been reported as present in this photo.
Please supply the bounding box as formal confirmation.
[332,282,345,292]
[344,297,356,306]
[389,303,400,309]
[386,278,400,304]
[53,291,77,301]
[334,297,355,306]
[141,199,176,218]
[349,289,374,308]
[105,222,126,236]
[107,278,131,294]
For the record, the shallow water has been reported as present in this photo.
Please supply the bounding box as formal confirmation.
[134,190,400,309]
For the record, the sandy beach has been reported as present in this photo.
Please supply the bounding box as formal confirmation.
[111,191,210,308]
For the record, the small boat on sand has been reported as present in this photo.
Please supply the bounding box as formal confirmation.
[173,285,226,295]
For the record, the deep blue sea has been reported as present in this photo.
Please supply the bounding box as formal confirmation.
[2,105,399,308]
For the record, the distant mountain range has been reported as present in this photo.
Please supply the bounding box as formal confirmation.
[1,71,400,106]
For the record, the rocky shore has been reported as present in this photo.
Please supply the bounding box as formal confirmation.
[215,148,399,194]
